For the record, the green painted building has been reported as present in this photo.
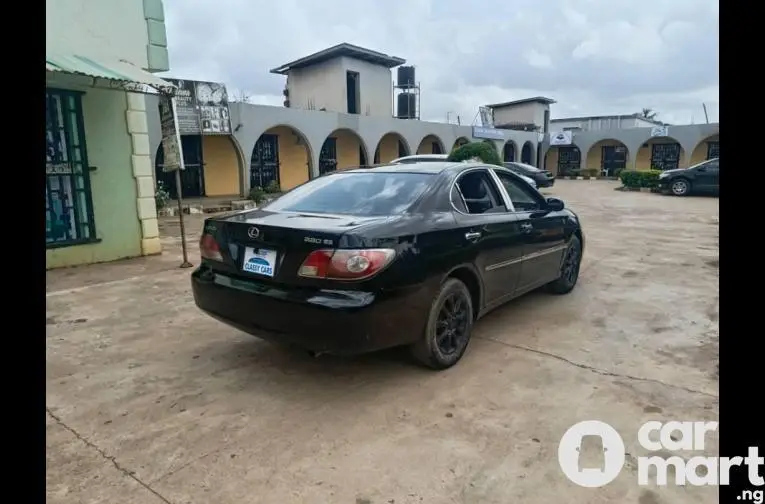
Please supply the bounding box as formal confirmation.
[45,0,173,268]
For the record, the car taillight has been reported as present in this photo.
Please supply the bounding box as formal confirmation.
[298,248,395,280]
[200,233,223,261]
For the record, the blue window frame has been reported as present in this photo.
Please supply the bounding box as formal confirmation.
[46,89,98,248]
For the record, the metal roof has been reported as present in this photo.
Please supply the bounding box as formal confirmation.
[46,52,177,95]
[485,96,557,109]
[550,113,666,126]
[270,43,406,75]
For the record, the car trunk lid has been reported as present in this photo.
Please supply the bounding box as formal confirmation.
[202,209,391,285]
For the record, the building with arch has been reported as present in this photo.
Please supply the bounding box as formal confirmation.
[146,43,541,199]
[541,121,719,177]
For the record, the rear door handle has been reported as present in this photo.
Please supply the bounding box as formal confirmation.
[465,231,482,242]
[520,222,533,233]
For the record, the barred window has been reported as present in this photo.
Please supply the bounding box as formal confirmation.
[46,90,97,247]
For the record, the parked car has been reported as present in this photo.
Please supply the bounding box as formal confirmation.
[393,154,538,189]
[657,158,719,196]
[503,162,556,188]
[192,161,584,369]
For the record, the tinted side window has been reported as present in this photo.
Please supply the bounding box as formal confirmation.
[454,170,506,214]
[494,171,542,212]
[706,159,719,171]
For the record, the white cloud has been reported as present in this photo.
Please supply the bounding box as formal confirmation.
[163,0,719,125]
[524,49,553,69]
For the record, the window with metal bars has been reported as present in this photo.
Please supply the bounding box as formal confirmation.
[46,89,97,248]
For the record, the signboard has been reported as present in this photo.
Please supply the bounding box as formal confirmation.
[650,125,669,138]
[478,106,495,128]
[159,95,185,172]
[196,81,232,134]
[164,79,232,135]
[167,80,201,134]
[472,126,505,140]
[549,131,573,146]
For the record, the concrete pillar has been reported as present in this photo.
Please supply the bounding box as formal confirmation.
[126,93,161,256]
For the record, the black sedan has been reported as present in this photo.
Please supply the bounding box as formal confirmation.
[192,162,584,369]
[503,162,556,188]
[657,158,719,196]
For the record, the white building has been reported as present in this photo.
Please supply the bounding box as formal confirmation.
[550,114,664,132]
[272,43,405,118]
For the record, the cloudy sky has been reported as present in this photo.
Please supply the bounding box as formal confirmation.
[162,0,718,126]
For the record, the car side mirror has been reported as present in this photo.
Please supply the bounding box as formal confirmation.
[546,197,564,211]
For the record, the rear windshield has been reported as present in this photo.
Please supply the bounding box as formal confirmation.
[263,172,435,216]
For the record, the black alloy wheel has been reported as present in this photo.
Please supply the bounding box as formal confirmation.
[435,292,470,355]
[546,235,582,295]
[411,278,474,370]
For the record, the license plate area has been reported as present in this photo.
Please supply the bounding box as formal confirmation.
[242,247,278,277]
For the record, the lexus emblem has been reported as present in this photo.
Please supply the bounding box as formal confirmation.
[247,226,260,239]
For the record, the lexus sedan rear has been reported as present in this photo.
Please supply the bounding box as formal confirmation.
[192,162,584,369]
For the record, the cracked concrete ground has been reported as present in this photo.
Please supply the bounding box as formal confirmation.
[46,180,719,504]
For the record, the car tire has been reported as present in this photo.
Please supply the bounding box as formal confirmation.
[545,235,582,295]
[671,178,691,196]
[410,278,474,370]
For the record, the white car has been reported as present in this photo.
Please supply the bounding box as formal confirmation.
[390,154,539,189]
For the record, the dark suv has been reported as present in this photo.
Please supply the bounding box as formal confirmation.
[503,162,555,188]
[657,158,719,196]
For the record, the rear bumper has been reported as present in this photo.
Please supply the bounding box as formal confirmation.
[191,268,433,355]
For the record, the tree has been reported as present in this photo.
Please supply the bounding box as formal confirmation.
[447,141,502,166]
[640,108,658,120]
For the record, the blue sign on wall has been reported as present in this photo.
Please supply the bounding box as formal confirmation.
[472,126,505,140]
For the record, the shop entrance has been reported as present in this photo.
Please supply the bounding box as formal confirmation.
[650,143,682,171]
[155,135,204,199]
[250,134,279,189]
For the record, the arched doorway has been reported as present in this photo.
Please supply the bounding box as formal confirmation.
[251,125,312,192]
[521,141,534,164]
[374,132,410,164]
[503,141,517,163]
[319,129,369,175]
[585,139,629,177]
[690,134,719,165]
[452,137,470,151]
[154,135,204,199]
[416,134,446,155]
[544,146,581,177]
[636,137,685,171]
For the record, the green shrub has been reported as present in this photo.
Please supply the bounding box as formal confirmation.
[248,186,267,205]
[264,180,281,194]
[581,168,599,177]
[155,181,171,210]
[447,142,502,166]
[619,170,662,188]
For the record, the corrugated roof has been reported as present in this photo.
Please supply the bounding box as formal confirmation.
[550,114,666,126]
[270,43,406,75]
[485,97,557,108]
[46,53,177,95]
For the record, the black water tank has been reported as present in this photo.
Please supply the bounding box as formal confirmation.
[397,66,415,88]
[397,93,416,119]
